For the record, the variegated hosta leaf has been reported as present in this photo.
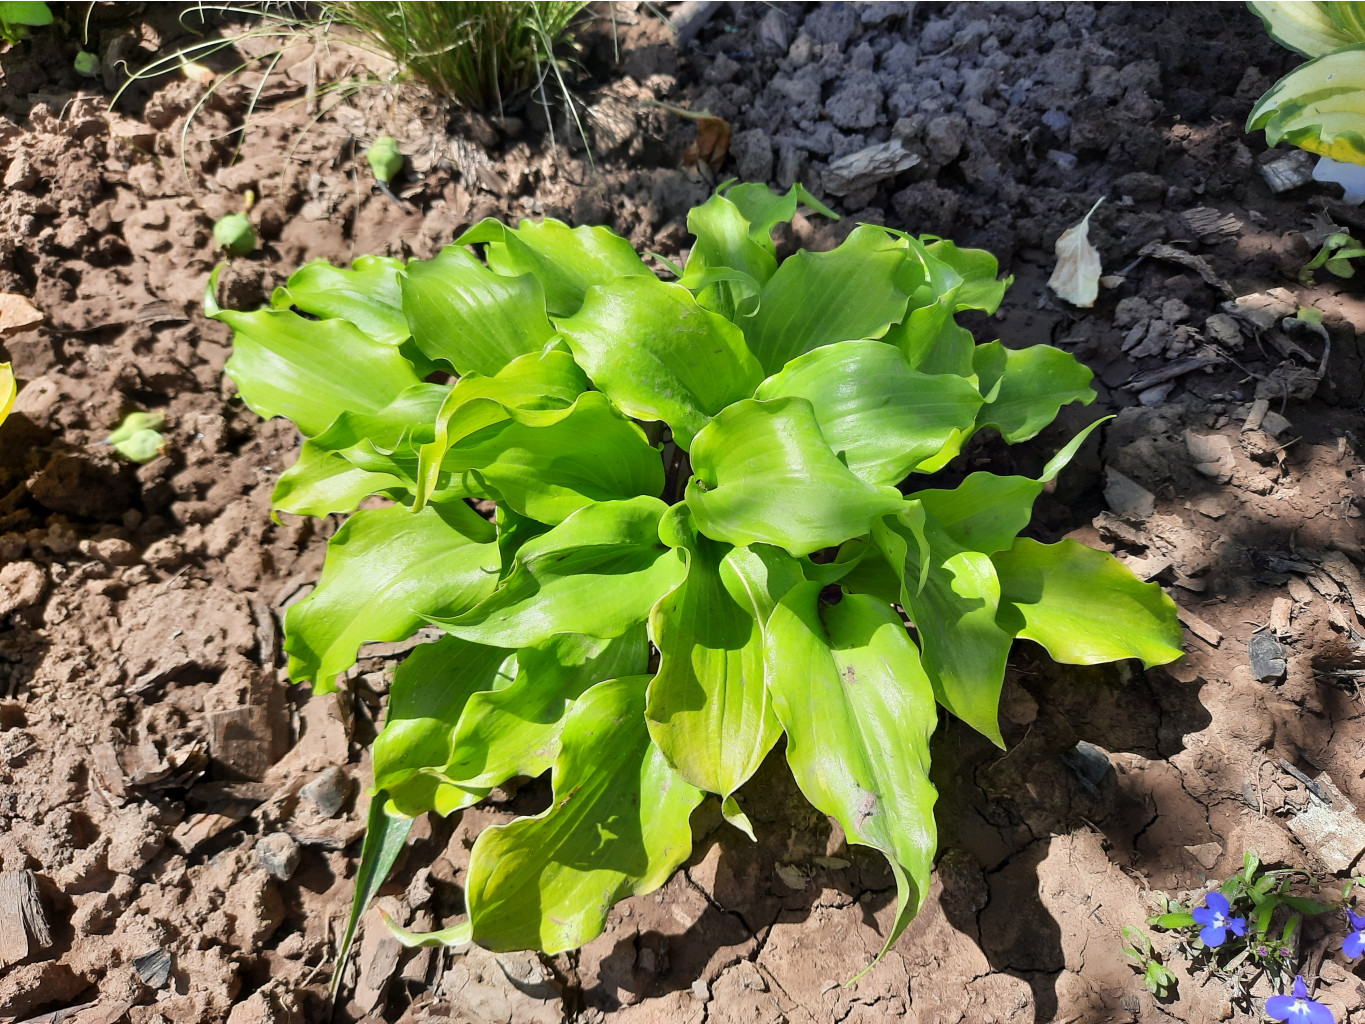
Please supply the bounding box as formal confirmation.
[401,244,556,376]
[458,217,653,317]
[433,496,687,649]
[739,224,914,375]
[1248,0,1365,58]
[645,507,784,836]
[554,275,763,450]
[464,675,704,953]
[686,397,904,557]
[413,349,588,509]
[209,267,423,439]
[973,340,1096,443]
[765,584,938,962]
[272,254,409,346]
[992,538,1184,669]
[440,392,666,524]
[273,383,448,518]
[755,340,983,486]
[1248,45,1365,165]
[285,500,499,694]
[0,362,15,429]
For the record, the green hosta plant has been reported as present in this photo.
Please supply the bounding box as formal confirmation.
[206,182,1183,974]
[1248,1,1365,165]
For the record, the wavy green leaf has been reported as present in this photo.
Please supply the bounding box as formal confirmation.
[686,397,904,557]
[755,340,982,486]
[882,290,976,377]
[373,635,512,815]
[973,341,1096,443]
[458,217,652,317]
[646,508,781,836]
[274,255,409,345]
[447,629,648,788]
[1247,44,1365,164]
[721,181,837,251]
[285,501,499,693]
[401,245,556,375]
[415,349,587,508]
[680,191,775,317]
[874,508,1012,746]
[273,451,408,519]
[213,302,422,439]
[465,675,703,953]
[556,276,762,449]
[922,239,1012,314]
[440,392,664,524]
[993,538,1184,668]
[434,496,687,648]
[740,224,912,375]
[765,584,938,964]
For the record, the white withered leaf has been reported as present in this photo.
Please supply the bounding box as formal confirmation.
[1048,197,1105,308]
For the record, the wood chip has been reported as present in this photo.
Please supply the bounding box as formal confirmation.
[1270,597,1293,635]
[170,812,242,853]
[1181,207,1243,241]
[1320,551,1365,623]
[0,869,52,968]
[1243,397,1270,433]
[0,293,43,336]
[1177,604,1222,646]
[1137,242,1234,298]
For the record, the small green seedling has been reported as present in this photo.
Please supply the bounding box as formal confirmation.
[207,182,1183,989]
[1122,925,1178,998]
[366,135,404,185]
[213,193,258,257]
[74,50,99,77]
[107,411,165,462]
[0,1,52,45]
[1301,230,1365,282]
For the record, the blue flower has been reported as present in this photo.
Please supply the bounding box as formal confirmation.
[1265,976,1334,1024]
[1191,891,1246,948]
[1344,909,1365,960]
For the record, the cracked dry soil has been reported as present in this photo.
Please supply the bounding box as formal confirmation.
[1,2,1364,1022]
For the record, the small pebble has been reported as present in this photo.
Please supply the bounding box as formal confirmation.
[1249,632,1287,682]
[299,766,352,818]
[255,831,300,881]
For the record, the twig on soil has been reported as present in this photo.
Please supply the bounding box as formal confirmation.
[1278,759,1333,806]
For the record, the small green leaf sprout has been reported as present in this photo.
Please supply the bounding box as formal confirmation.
[366,135,404,185]
[107,411,165,463]
[1121,925,1178,998]
[0,1,52,46]
[213,190,258,257]
[1301,230,1365,283]
[73,50,99,77]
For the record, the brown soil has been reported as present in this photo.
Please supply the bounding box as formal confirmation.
[0,3,1363,1023]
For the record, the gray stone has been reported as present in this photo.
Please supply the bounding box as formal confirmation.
[925,114,968,165]
[757,7,789,52]
[775,146,807,190]
[920,18,956,54]
[822,138,919,196]
[1261,149,1316,193]
[256,831,301,881]
[1061,741,1114,798]
[133,947,173,988]
[1249,632,1287,682]
[731,128,774,183]
[300,766,352,818]
[1103,467,1155,520]
[825,72,882,130]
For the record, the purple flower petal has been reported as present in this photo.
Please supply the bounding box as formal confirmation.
[1226,916,1246,937]
[1294,976,1310,1000]
[1305,999,1336,1024]
[1192,907,1216,927]
[1345,930,1365,960]
[1205,891,1231,915]
[1265,993,1296,1021]
[1199,923,1228,948]
[1349,909,1365,932]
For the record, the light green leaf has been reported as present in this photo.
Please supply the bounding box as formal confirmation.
[213,302,423,439]
[401,245,556,375]
[458,217,652,317]
[721,181,838,252]
[555,277,762,450]
[382,912,471,948]
[687,397,904,557]
[874,509,1012,747]
[441,392,665,524]
[646,508,781,835]
[285,501,500,693]
[275,255,409,345]
[755,340,982,486]
[1247,45,1365,164]
[415,349,587,508]
[447,630,649,788]
[834,538,902,606]
[882,291,976,378]
[372,635,513,812]
[923,239,1012,314]
[465,676,703,953]
[434,496,687,648]
[740,224,913,375]
[993,538,1184,668]
[973,341,1096,443]
[680,191,775,317]
[765,584,938,963]
[272,450,408,519]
